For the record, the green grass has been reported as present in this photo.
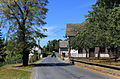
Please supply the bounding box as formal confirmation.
[0,57,45,79]
[0,66,31,79]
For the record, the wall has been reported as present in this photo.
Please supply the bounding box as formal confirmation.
[70,47,110,57]
[59,48,69,57]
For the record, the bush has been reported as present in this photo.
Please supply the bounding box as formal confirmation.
[5,51,22,63]
[43,51,50,57]
[29,51,39,63]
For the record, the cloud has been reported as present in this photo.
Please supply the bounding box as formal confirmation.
[40,25,66,47]
[43,25,59,36]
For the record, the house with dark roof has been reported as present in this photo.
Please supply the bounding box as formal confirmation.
[59,40,69,57]
[66,23,84,57]
[66,23,110,58]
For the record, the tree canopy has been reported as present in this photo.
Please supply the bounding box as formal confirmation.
[71,0,120,58]
[0,0,48,66]
[44,39,62,52]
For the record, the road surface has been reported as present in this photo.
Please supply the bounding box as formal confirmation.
[32,56,116,79]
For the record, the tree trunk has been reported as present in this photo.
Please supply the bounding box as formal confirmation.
[110,46,118,62]
[97,50,100,59]
[114,50,118,62]
[85,48,88,58]
[23,50,29,66]
[19,22,29,66]
[68,48,71,59]
[115,48,118,62]
[107,47,112,58]
[97,52,100,59]
[89,48,95,58]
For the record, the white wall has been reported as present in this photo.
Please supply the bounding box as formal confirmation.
[29,53,34,59]
[31,46,42,54]
[70,49,109,57]
[59,48,69,56]
[70,49,78,57]
[29,46,43,58]
[78,54,89,57]
[71,53,109,57]
[60,51,69,56]
[95,54,109,57]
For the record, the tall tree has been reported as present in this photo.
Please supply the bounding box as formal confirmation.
[71,0,120,59]
[87,0,120,59]
[0,0,48,66]
[0,29,3,52]
[0,28,5,62]
[0,28,4,53]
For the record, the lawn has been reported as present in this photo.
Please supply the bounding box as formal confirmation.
[0,65,31,79]
[0,58,43,79]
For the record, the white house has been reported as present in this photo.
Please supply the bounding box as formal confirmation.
[29,44,43,59]
[59,40,69,57]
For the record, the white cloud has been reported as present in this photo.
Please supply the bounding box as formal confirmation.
[43,25,59,35]
[40,25,66,47]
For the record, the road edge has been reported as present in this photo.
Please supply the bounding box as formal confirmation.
[74,62,120,79]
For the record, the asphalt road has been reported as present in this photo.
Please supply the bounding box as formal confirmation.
[32,56,116,79]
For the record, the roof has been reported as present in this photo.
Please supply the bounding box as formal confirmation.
[66,23,85,37]
[59,40,69,48]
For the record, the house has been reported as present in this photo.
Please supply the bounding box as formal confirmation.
[29,44,43,59]
[66,23,110,58]
[66,23,84,57]
[59,40,69,57]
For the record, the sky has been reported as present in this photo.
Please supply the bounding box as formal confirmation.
[40,0,97,47]
[1,0,97,47]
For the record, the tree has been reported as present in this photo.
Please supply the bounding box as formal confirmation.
[84,0,120,59]
[0,28,3,52]
[0,0,48,66]
[4,35,23,62]
[87,0,120,59]
[45,39,62,52]
[0,28,5,62]
[71,25,96,58]
[108,7,120,61]
[71,0,120,59]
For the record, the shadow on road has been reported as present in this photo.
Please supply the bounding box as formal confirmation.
[32,63,72,67]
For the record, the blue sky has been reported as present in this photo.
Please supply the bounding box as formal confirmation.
[1,0,97,47]
[40,0,97,47]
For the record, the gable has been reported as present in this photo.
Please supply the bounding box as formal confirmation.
[66,23,85,37]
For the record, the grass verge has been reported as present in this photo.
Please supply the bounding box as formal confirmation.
[0,58,45,79]
[74,62,120,79]
[71,57,120,66]
[0,65,31,79]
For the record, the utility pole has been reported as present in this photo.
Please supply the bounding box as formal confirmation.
[48,41,50,53]
[38,40,40,59]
